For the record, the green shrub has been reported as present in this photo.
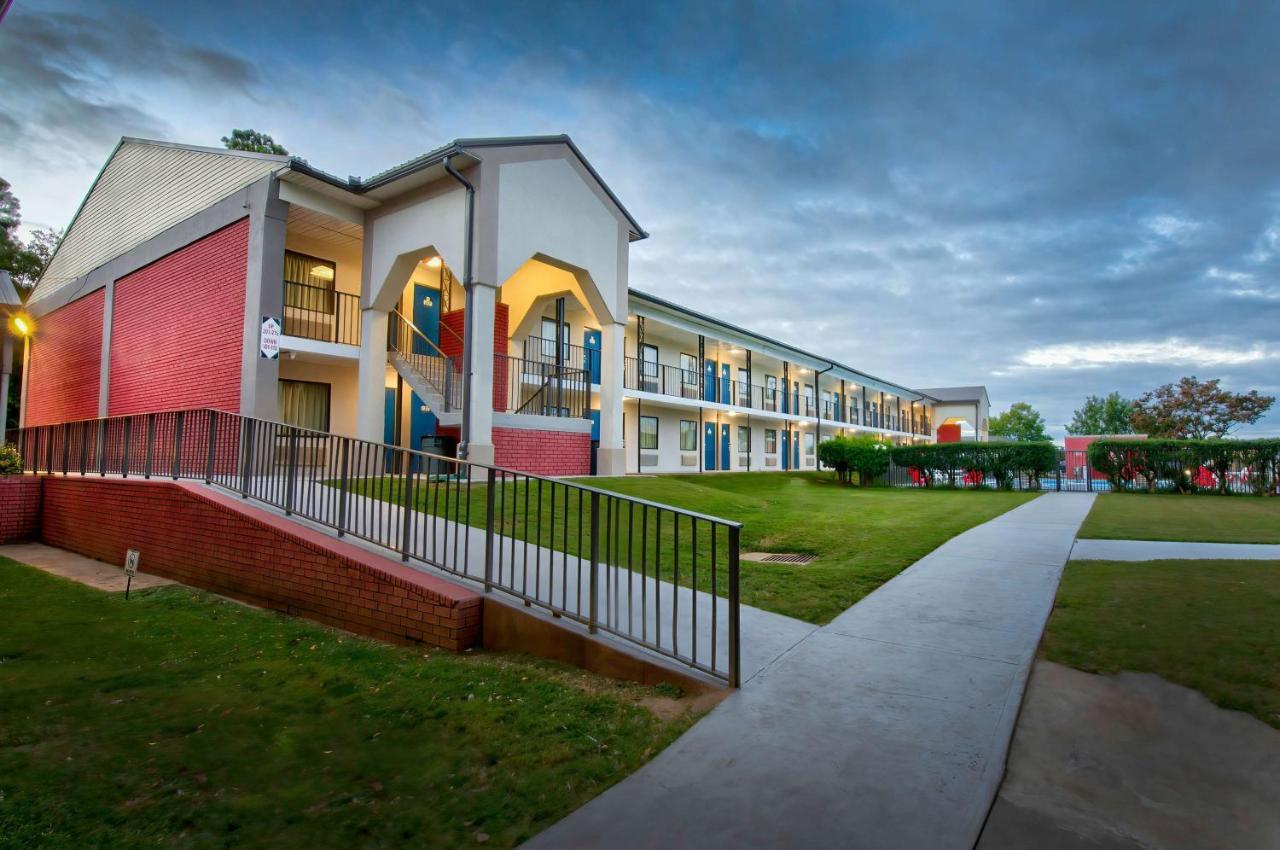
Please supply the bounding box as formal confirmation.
[817,434,891,486]
[1088,438,1280,495]
[0,443,22,475]
[891,441,1057,490]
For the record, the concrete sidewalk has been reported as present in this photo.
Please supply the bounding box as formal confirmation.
[1071,538,1280,561]
[523,493,1095,850]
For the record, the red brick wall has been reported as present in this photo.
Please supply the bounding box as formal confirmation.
[441,303,509,411]
[493,426,591,476]
[39,477,482,651]
[0,477,41,543]
[24,290,104,426]
[434,422,591,476]
[108,218,249,417]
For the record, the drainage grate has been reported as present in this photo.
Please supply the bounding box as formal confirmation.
[762,553,816,565]
[742,552,816,565]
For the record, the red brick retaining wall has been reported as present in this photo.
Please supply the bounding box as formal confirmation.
[0,476,42,543]
[38,477,481,651]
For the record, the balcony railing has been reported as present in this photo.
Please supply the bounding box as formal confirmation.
[283,281,361,346]
[523,334,600,384]
[500,354,591,419]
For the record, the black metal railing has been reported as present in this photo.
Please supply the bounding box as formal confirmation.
[13,409,743,686]
[501,355,591,419]
[523,334,600,383]
[388,310,461,411]
[283,281,361,345]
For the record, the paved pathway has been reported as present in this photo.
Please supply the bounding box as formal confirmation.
[0,542,175,592]
[1071,539,1280,561]
[523,493,1096,850]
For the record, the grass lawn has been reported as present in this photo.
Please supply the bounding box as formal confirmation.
[0,558,704,850]
[1079,493,1280,543]
[346,472,1036,624]
[576,473,1036,623]
[1043,559,1280,729]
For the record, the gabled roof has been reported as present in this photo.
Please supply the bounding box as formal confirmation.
[32,132,646,309]
[284,134,647,240]
[29,138,286,306]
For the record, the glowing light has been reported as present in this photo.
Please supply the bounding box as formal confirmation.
[424,256,443,269]
[9,314,33,337]
[309,265,335,281]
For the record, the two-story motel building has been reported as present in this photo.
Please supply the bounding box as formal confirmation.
[18,136,985,476]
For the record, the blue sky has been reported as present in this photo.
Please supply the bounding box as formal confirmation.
[2,0,1278,436]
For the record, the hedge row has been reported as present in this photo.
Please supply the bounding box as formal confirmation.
[890,441,1057,490]
[1087,438,1280,495]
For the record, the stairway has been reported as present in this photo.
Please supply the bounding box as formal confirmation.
[387,310,462,427]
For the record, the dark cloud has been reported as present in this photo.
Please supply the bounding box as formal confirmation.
[3,0,1278,434]
[0,10,258,166]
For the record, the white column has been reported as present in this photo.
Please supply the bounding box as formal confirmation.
[355,309,389,443]
[462,282,496,465]
[596,320,626,475]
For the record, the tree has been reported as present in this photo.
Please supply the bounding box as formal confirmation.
[1130,376,1275,438]
[816,434,891,486]
[0,177,58,298]
[989,402,1049,442]
[1066,392,1134,435]
[221,129,288,155]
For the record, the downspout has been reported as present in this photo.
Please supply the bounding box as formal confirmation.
[814,363,834,467]
[443,153,477,460]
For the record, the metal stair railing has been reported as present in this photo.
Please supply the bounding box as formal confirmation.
[388,310,461,411]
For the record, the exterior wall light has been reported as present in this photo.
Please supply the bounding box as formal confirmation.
[424,256,443,269]
[8,313,33,337]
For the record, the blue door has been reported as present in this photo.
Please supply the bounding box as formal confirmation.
[412,283,440,354]
[781,430,790,470]
[781,376,789,414]
[720,364,731,404]
[793,382,801,415]
[583,329,601,383]
[703,360,717,402]
[588,409,601,441]
[720,423,730,469]
[834,392,842,422]
[704,422,717,470]
[793,429,800,468]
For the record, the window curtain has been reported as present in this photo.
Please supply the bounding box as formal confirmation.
[278,380,331,431]
[284,251,336,310]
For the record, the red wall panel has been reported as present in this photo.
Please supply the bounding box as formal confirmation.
[108,218,249,416]
[24,289,104,426]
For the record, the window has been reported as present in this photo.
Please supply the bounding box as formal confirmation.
[821,390,832,418]
[804,432,816,456]
[639,415,659,450]
[641,344,659,392]
[765,375,778,410]
[540,317,570,360]
[278,380,331,431]
[804,384,815,415]
[737,367,750,406]
[680,353,699,397]
[738,425,751,451]
[764,429,777,453]
[284,251,336,311]
[679,420,697,452]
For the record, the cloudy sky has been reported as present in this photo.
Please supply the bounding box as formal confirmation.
[2,0,1278,436]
